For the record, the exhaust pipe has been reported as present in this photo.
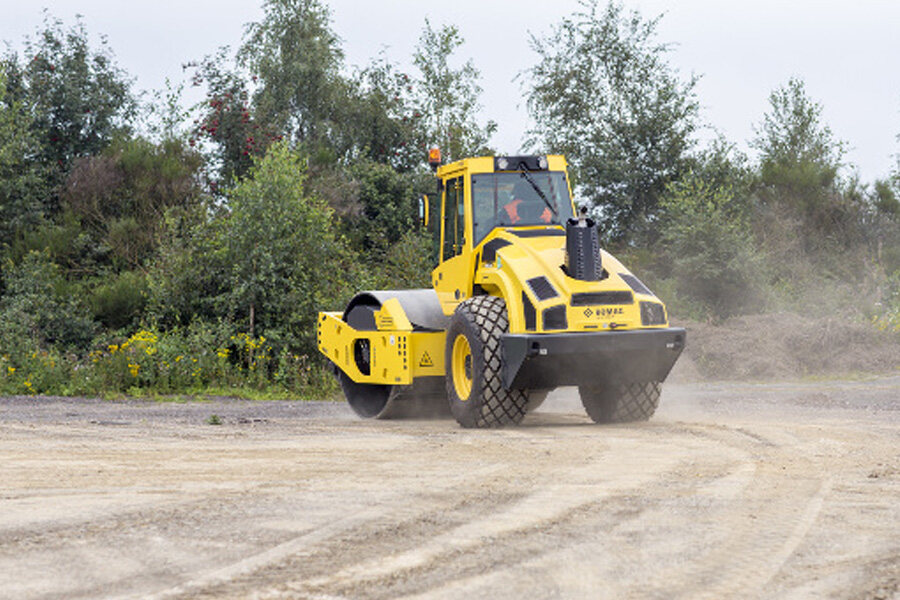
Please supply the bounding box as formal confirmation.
[565,210,603,281]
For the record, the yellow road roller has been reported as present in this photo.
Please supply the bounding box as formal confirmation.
[317,152,685,427]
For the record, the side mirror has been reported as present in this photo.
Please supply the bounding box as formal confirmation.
[417,194,430,228]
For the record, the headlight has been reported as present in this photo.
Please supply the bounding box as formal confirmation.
[640,302,667,326]
[542,305,568,330]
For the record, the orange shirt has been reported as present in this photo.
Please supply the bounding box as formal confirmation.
[503,199,552,224]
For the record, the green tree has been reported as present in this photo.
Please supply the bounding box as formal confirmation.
[144,78,191,144]
[346,55,424,171]
[873,180,899,219]
[236,0,423,170]
[223,141,351,353]
[5,14,135,198]
[751,78,855,246]
[189,49,274,186]
[871,129,900,274]
[891,129,900,203]
[690,136,754,202]
[752,77,843,175]
[147,204,231,328]
[61,136,203,270]
[413,20,496,162]
[659,174,762,319]
[238,0,344,149]
[381,230,434,289]
[343,159,419,256]
[525,0,699,241]
[0,251,94,353]
[0,67,46,254]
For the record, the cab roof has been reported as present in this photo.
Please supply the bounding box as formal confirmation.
[436,155,568,178]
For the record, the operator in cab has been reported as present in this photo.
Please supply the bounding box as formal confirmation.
[502,178,554,224]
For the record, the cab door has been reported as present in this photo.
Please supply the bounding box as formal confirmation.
[433,174,474,315]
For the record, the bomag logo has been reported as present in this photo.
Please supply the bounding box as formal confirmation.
[597,307,624,317]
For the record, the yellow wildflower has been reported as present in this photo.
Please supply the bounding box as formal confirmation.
[128,362,140,377]
[175,355,183,362]
[108,344,119,353]
[216,348,230,359]
[130,330,158,344]
[7,366,16,375]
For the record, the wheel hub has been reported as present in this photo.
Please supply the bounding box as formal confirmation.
[452,334,473,401]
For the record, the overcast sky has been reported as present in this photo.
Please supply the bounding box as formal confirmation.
[3,0,900,182]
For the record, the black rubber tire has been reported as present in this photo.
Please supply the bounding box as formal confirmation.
[525,389,551,413]
[445,296,527,428]
[578,382,661,423]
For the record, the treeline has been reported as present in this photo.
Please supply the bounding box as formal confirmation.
[0,0,898,397]
[528,3,900,324]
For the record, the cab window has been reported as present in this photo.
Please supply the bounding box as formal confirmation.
[442,176,465,261]
[471,171,574,245]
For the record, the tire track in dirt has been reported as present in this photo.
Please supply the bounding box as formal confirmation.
[197,426,749,599]
[635,476,833,600]
[604,421,832,600]
[337,423,832,600]
[295,441,687,592]
[135,463,516,600]
[2,381,899,600]
[312,426,759,600]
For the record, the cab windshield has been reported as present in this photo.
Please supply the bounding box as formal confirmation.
[471,171,574,245]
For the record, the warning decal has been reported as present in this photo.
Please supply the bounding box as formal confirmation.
[419,352,434,368]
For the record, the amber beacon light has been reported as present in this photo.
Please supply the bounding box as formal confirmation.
[428,147,442,171]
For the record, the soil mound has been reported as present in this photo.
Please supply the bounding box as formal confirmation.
[673,312,899,381]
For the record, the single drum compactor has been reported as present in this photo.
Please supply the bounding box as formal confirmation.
[317,153,685,428]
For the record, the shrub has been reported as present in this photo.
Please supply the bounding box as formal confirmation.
[380,230,433,289]
[90,270,148,330]
[79,320,336,397]
[659,174,763,320]
[221,141,354,356]
[872,271,900,334]
[0,348,71,396]
[0,251,94,353]
[89,322,231,393]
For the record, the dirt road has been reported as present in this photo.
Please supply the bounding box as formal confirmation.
[1,378,899,599]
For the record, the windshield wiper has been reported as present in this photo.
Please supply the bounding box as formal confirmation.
[518,169,558,218]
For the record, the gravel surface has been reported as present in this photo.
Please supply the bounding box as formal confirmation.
[1,377,899,599]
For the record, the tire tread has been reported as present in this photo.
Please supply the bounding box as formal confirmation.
[450,296,527,428]
[579,382,660,423]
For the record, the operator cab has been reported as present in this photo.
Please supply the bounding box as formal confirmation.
[432,154,576,261]
[429,154,576,314]
[472,169,574,245]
